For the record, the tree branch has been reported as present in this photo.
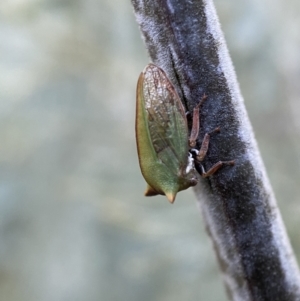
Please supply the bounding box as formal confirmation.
[131,0,300,300]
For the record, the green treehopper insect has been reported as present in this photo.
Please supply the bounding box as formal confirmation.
[135,64,234,203]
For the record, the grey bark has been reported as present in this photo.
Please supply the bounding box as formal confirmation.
[131,0,300,300]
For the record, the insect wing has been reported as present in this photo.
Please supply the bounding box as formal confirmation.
[142,64,189,174]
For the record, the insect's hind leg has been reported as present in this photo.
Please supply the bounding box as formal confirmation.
[188,94,207,148]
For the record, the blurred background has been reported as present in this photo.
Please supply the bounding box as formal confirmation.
[1,1,300,300]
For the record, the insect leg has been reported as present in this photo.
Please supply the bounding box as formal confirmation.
[199,160,235,178]
[189,94,207,147]
[197,127,220,161]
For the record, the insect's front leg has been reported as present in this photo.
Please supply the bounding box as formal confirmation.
[190,128,235,177]
[194,160,235,178]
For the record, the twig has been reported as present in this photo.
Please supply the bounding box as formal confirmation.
[131,0,300,300]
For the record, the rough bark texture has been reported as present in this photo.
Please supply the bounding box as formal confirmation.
[131,0,300,300]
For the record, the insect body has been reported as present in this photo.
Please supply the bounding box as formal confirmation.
[135,64,234,203]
